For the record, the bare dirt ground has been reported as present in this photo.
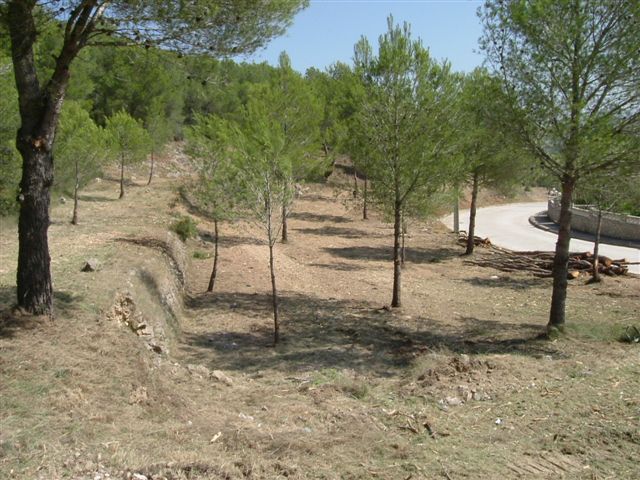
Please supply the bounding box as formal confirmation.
[0,150,638,479]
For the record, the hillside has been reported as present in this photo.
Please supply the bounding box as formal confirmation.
[0,151,639,480]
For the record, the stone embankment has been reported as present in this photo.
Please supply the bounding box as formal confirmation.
[547,192,640,242]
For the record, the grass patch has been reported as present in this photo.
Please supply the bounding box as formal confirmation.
[171,215,198,242]
[565,321,627,342]
[312,368,370,400]
[192,250,210,260]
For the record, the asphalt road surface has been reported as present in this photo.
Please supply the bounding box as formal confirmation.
[442,202,640,275]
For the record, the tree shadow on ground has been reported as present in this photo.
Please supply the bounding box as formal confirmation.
[325,245,460,264]
[463,276,549,290]
[309,262,365,272]
[294,226,383,239]
[289,212,351,224]
[180,290,558,377]
[78,194,118,202]
[199,230,265,247]
[0,286,83,338]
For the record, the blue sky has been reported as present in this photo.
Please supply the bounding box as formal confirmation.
[236,0,485,73]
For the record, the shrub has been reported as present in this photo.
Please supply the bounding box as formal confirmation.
[171,215,198,242]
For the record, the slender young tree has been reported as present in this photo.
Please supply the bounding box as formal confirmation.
[457,69,528,255]
[54,101,107,224]
[105,111,150,199]
[185,114,239,293]
[204,84,313,344]
[352,17,459,307]
[272,52,322,243]
[145,102,172,186]
[576,168,638,283]
[481,0,640,330]
[2,0,308,315]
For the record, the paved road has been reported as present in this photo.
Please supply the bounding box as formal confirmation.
[442,202,640,275]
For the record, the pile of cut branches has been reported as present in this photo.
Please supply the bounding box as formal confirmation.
[463,240,633,279]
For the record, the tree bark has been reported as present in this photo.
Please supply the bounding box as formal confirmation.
[9,0,81,315]
[119,154,125,199]
[281,202,288,243]
[16,144,54,315]
[391,200,402,307]
[548,176,575,329]
[71,159,79,225]
[465,171,479,255]
[147,150,154,186]
[268,242,280,345]
[353,170,358,198]
[591,208,603,283]
[363,176,368,220]
[207,219,219,292]
[400,212,406,267]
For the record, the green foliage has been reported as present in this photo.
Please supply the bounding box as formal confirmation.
[54,101,107,196]
[0,55,20,215]
[105,111,151,166]
[480,0,640,181]
[351,17,460,218]
[271,52,324,186]
[171,216,198,242]
[456,69,530,192]
[185,113,243,222]
[192,250,210,260]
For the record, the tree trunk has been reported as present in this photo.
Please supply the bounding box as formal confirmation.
[353,170,358,199]
[71,158,79,225]
[16,144,54,315]
[548,177,575,330]
[9,1,98,315]
[147,150,154,186]
[453,187,460,234]
[268,242,280,345]
[391,200,402,307]
[207,219,219,292]
[591,209,603,283]
[400,212,406,267]
[465,172,479,255]
[119,154,125,199]
[281,202,288,243]
[363,176,368,220]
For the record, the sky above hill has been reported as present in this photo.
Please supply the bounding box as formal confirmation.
[235,0,485,74]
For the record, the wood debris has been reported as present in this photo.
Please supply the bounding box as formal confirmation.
[461,236,630,279]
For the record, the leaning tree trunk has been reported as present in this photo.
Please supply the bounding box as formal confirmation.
[281,202,288,243]
[147,150,154,186]
[71,159,79,225]
[391,199,402,308]
[268,242,280,345]
[353,170,358,199]
[363,176,368,220]
[400,212,406,267]
[207,219,220,292]
[591,208,603,283]
[119,154,125,199]
[465,172,480,255]
[548,176,575,330]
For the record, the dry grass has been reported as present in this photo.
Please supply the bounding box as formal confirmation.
[0,150,638,479]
